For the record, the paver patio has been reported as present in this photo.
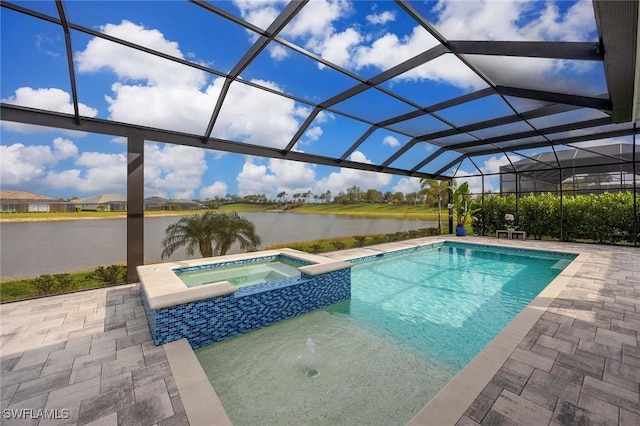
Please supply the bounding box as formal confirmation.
[0,237,638,425]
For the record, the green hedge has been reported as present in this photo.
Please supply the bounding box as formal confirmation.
[472,192,638,244]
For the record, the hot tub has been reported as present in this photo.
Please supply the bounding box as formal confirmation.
[138,249,352,349]
[174,256,307,288]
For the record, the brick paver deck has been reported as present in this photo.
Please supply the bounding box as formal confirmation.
[0,285,185,425]
[0,238,638,425]
[456,240,640,426]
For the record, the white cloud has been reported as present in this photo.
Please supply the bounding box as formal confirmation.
[1,87,98,134]
[285,0,351,40]
[366,11,396,25]
[74,21,312,147]
[431,0,599,91]
[0,138,124,195]
[454,173,486,195]
[0,143,57,186]
[432,0,596,42]
[393,177,422,194]
[76,20,205,87]
[2,87,98,116]
[52,137,78,160]
[234,0,355,62]
[144,143,207,199]
[201,181,228,199]
[232,0,285,31]
[239,0,598,93]
[315,151,392,194]
[236,156,316,197]
[481,155,512,174]
[314,28,362,68]
[214,79,309,147]
[46,151,126,194]
[382,135,400,147]
[304,126,323,142]
[453,153,518,194]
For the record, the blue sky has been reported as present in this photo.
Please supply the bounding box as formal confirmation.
[1,0,616,200]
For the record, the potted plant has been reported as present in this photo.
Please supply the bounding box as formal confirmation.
[447,181,480,236]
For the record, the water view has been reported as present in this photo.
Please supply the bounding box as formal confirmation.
[0,212,435,278]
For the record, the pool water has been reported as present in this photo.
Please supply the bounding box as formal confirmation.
[175,259,301,288]
[334,244,565,371]
[196,243,573,425]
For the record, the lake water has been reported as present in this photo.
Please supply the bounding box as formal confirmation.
[0,212,436,279]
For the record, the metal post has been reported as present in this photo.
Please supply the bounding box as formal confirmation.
[559,167,564,242]
[515,172,519,220]
[127,130,144,283]
[481,175,486,236]
[633,124,638,246]
[448,178,454,234]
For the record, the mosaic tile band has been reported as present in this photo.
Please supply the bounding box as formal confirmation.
[142,268,350,349]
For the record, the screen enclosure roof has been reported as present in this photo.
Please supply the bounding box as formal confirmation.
[1,0,639,182]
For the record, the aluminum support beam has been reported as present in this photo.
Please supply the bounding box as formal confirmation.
[448,41,603,61]
[55,0,80,125]
[202,0,307,142]
[127,131,144,283]
[495,86,612,111]
[0,104,439,180]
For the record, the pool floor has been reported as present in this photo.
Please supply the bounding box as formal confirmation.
[196,310,452,426]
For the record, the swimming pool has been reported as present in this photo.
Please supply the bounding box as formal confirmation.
[196,241,576,425]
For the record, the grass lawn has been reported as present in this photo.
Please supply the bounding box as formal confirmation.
[291,203,440,220]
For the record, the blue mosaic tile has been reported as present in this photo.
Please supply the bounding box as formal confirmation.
[143,267,350,349]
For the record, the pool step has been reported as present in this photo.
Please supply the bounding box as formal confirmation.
[551,259,572,270]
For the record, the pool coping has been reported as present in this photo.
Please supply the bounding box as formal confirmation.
[164,236,584,425]
[137,248,351,309]
[164,339,232,426]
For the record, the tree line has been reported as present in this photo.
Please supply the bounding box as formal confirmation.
[199,182,453,208]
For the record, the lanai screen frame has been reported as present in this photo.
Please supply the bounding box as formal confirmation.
[1,0,639,281]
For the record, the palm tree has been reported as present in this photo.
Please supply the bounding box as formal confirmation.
[212,212,262,256]
[161,212,261,259]
[420,178,451,234]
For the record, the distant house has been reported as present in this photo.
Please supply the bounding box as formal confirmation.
[144,196,204,211]
[0,190,75,213]
[172,198,204,210]
[144,196,167,211]
[75,194,127,211]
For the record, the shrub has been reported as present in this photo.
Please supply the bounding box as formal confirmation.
[309,244,323,253]
[407,230,421,239]
[471,194,516,236]
[353,236,367,247]
[27,274,74,296]
[370,236,386,244]
[519,193,560,240]
[474,191,637,243]
[330,241,346,250]
[92,265,127,285]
